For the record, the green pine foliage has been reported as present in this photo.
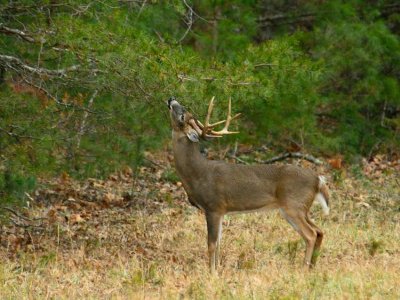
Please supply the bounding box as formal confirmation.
[308,19,400,155]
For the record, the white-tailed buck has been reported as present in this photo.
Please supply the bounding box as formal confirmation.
[167,96,330,273]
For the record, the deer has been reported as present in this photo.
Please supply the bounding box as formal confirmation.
[167,96,330,273]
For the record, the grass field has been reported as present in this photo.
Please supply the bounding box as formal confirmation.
[0,157,399,299]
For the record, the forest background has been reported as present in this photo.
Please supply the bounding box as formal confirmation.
[0,0,399,202]
[0,1,399,298]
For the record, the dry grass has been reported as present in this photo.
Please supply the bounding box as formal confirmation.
[0,164,399,299]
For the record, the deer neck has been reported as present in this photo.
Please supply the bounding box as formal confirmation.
[172,131,208,181]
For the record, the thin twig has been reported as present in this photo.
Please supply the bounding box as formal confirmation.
[228,155,249,165]
[254,63,278,68]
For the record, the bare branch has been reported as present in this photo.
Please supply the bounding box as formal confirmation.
[0,54,79,77]
[136,0,148,20]
[21,78,100,114]
[228,154,249,165]
[260,152,323,165]
[181,0,210,23]
[177,73,256,86]
[258,3,400,29]
[178,0,194,43]
[254,63,278,68]
[21,78,73,109]
[258,12,315,24]
[153,30,165,43]
[76,90,98,149]
[0,23,36,42]
[0,125,41,140]
[5,211,47,229]
[0,206,32,222]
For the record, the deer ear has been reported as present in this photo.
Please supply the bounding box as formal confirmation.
[186,129,199,143]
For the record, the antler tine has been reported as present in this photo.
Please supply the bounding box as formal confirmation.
[209,97,241,136]
[194,96,240,138]
[224,96,233,131]
[204,96,214,129]
[209,119,227,127]
[199,96,215,138]
[196,119,226,128]
[200,96,224,138]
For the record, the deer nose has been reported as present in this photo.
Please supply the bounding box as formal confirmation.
[167,96,179,109]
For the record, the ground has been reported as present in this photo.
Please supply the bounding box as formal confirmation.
[0,152,399,299]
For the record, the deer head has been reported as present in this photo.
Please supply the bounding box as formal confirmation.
[167,96,241,142]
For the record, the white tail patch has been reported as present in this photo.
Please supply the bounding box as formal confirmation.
[316,175,329,215]
[318,175,326,188]
[315,192,330,215]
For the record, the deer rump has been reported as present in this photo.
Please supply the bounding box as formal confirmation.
[183,161,329,216]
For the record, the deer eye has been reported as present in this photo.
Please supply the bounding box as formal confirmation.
[179,114,185,123]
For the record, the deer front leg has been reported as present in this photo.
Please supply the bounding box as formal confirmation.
[205,212,223,274]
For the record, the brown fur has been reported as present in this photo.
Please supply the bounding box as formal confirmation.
[168,99,330,272]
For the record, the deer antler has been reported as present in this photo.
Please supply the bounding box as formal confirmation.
[195,96,241,138]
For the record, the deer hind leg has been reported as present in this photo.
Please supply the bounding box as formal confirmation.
[306,214,324,265]
[280,208,317,268]
[205,212,223,274]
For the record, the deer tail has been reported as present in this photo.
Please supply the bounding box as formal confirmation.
[315,175,330,216]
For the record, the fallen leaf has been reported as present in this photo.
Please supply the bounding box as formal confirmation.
[70,214,84,224]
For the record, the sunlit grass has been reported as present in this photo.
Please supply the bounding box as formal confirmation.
[0,173,399,299]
